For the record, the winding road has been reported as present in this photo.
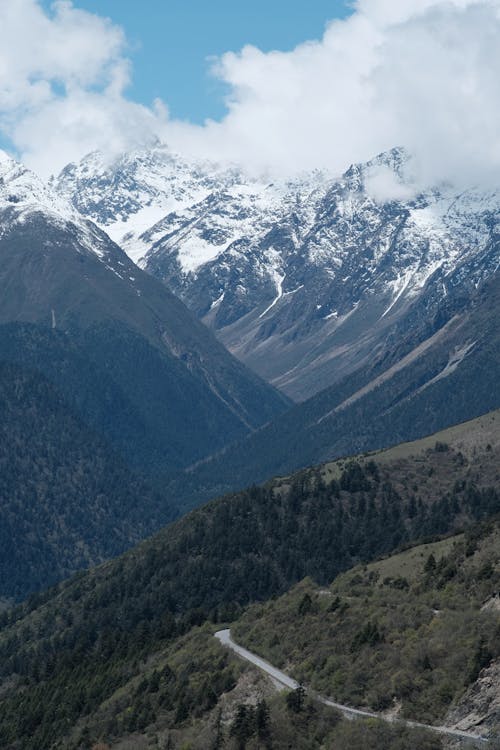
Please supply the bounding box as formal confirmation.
[215,629,490,746]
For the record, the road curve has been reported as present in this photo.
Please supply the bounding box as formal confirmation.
[215,629,490,746]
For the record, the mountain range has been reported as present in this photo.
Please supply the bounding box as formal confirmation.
[0,140,499,749]
[55,145,500,401]
[1,144,499,582]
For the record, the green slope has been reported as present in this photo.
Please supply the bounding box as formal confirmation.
[234,524,500,729]
[0,414,499,748]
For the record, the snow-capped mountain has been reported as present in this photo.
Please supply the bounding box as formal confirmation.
[53,145,248,263]
[0,149,115,260]
[0,151,290,475]
[54,145,500,400]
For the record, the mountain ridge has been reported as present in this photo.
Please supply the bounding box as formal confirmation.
[54,145,500,401]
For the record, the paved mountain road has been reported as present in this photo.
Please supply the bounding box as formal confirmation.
[215,629,490,746]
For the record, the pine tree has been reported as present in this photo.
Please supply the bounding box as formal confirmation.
[212,709,225,749]
[230,704,255,749]
[286,686,306,713]
[256,699,272,747]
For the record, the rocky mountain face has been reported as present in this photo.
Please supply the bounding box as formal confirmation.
[166,268,500,512]
[55,145,500,401]
[0,152,289,477]
[446,657,500,742]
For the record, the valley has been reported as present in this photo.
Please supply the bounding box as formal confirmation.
[0,84,499,750]
[1,3,500,748]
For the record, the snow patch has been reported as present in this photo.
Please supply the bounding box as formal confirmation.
[416,341,477,393]
[210,291,225,309]
[381,270,414,318]
[259,270,285,318]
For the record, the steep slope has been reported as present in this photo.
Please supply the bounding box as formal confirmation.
[446,656,500,740]
[233,523,500,735]
[0,414,498,749]
[0,361,173,602]
[0,152,289,475]
[167,269,500,510]
[55,146,500,401]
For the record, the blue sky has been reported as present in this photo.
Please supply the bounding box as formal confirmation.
[4,1,496,186]
[45,0,352,122]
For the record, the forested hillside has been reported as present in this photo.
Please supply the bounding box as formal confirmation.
[0,413,499,748]
[0,361,175,601]
[0,321,272,477]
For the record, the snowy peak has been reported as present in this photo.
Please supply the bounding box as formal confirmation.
[52,144,500,400]
[54,144,248,261]
[0,150,76,223]
[0,150,135,269]
[138,178,320,274]
[53,143,333,267]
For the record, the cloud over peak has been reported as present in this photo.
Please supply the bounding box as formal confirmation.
[1,0,500,187]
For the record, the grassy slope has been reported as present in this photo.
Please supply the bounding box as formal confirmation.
[233,522,500,728]
[315,406,500,480]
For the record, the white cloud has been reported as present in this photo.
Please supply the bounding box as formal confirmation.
[364,165,416,204]
[182,0,500,186]
[0,0,163,175]
[0,1,126,107]
[13,92,166,177]
[1,0,500,187]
